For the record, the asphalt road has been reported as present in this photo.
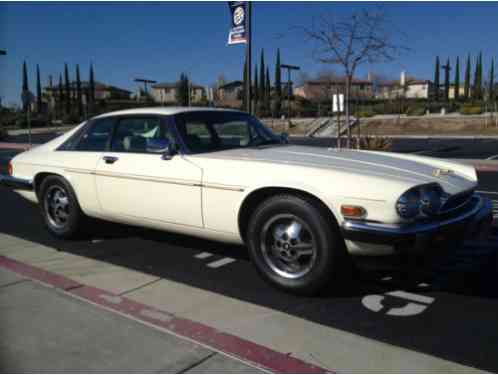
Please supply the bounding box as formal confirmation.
[1,183,498,371]
[0,149,498,371]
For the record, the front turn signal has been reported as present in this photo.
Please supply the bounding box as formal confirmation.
[341,205,367,219]
[7,161,13,176]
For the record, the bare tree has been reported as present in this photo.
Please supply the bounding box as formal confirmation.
[301,8,407,147]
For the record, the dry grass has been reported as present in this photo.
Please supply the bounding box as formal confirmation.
[358,116,498,136]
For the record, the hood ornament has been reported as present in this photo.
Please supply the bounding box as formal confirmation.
[432,168,454,177]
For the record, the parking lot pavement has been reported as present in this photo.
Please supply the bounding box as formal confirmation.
[0,188,497,373]
[0,267,263,373]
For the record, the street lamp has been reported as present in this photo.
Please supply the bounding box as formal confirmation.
[134,78,157,102]
[280,64,300,120]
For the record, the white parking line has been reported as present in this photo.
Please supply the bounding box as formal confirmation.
[195,252,213,259]
[207,257,236,268]
[386,290,435,304]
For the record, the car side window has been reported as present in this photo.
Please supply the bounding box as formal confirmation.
[75,118,114,151]
[213,121,251,146]
[183,122,215,153]
[111,117,173,154]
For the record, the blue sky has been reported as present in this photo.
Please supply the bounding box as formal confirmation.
[1,1,498,106]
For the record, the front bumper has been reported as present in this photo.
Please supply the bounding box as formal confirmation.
[341,195,493,254]
[0,175,33,191]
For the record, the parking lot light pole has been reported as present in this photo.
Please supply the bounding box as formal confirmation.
[280,64,300,121]
[134,78,157,102]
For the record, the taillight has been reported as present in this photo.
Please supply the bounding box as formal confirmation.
[7,161,13,176]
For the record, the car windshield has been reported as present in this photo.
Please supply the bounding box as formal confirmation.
[175,111,282,154]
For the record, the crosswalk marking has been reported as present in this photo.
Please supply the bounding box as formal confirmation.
[207,257,236,268]
[195,252,213,259]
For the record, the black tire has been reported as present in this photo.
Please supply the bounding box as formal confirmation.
[39,175,86,239]
[247,194,348,296]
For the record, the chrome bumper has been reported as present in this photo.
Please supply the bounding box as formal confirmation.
[341,195,493,252]
[0,175,33,191]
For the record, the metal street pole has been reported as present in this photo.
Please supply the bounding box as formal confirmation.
[245,2,252,114]
[280,64,300,121]
[134,78,157,102]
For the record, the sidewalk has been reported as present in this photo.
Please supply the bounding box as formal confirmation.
[0,267,264,373]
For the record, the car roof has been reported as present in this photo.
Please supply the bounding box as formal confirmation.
[92,106,244,119]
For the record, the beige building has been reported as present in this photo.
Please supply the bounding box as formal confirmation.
[294,78,374,101]
[151,82,205,105]
[449,85,467,99]
[44,81,131,111]
[376,72,434,99]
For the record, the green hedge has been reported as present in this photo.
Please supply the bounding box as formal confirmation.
[405,106,426,116]
[459,105,483,115]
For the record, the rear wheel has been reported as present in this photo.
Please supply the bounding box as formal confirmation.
[247,194,349,295]
[39,175,86,239]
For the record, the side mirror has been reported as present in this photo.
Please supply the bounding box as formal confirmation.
[147,139,177,160]
[280,132,289,144]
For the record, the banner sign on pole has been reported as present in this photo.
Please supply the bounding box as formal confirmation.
[333,94,344,113]
[227,2,247,45]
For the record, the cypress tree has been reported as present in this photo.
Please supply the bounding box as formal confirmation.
[64,63,71,116]
[258,49,266,116]
[274,49,282,117]
[89,63,95,115]
[259,50,266,107]
[454,57,460,101]
[175,73,189,106]
[473,52,482,100]
[464,54,471,100]
[489,57,495,102]
[58,74,64,119]
[434,56,440,101]
[22,61,29,112]
[242,57,247,111]
[478,52,483,99]
[444,58,450,101]
[266,66,271,112]
[254,64,259,110]
[36,64,42,113]
[76,64,83,119]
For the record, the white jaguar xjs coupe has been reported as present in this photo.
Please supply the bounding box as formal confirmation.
[1,108,492,294]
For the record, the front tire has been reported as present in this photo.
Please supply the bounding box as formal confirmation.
[39,175,85,239]
[247,194,348,296]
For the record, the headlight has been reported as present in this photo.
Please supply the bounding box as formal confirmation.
[419,184,443,216]
[396,184,443,219]
[396,188,421,218]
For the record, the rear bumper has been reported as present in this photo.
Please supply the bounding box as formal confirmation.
[341,195,493,254]
[0,175,33,191]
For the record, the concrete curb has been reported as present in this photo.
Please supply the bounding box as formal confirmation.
[0,255,331,374]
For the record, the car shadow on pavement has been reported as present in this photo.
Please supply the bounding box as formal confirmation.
[2,189,498,372]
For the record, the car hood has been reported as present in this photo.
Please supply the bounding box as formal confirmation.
[195,145,477,195]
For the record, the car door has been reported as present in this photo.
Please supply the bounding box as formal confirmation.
[94,115,203,227]
[55,117,116,217]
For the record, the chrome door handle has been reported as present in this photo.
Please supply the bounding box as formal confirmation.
[103,156,119,164]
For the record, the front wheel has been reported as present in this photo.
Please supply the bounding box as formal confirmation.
[247,195,349,295]
[39,175,86,239]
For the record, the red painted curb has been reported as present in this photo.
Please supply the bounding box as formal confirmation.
[473,164,498,173]
[0,142,37,150]
[0,255,331,374]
